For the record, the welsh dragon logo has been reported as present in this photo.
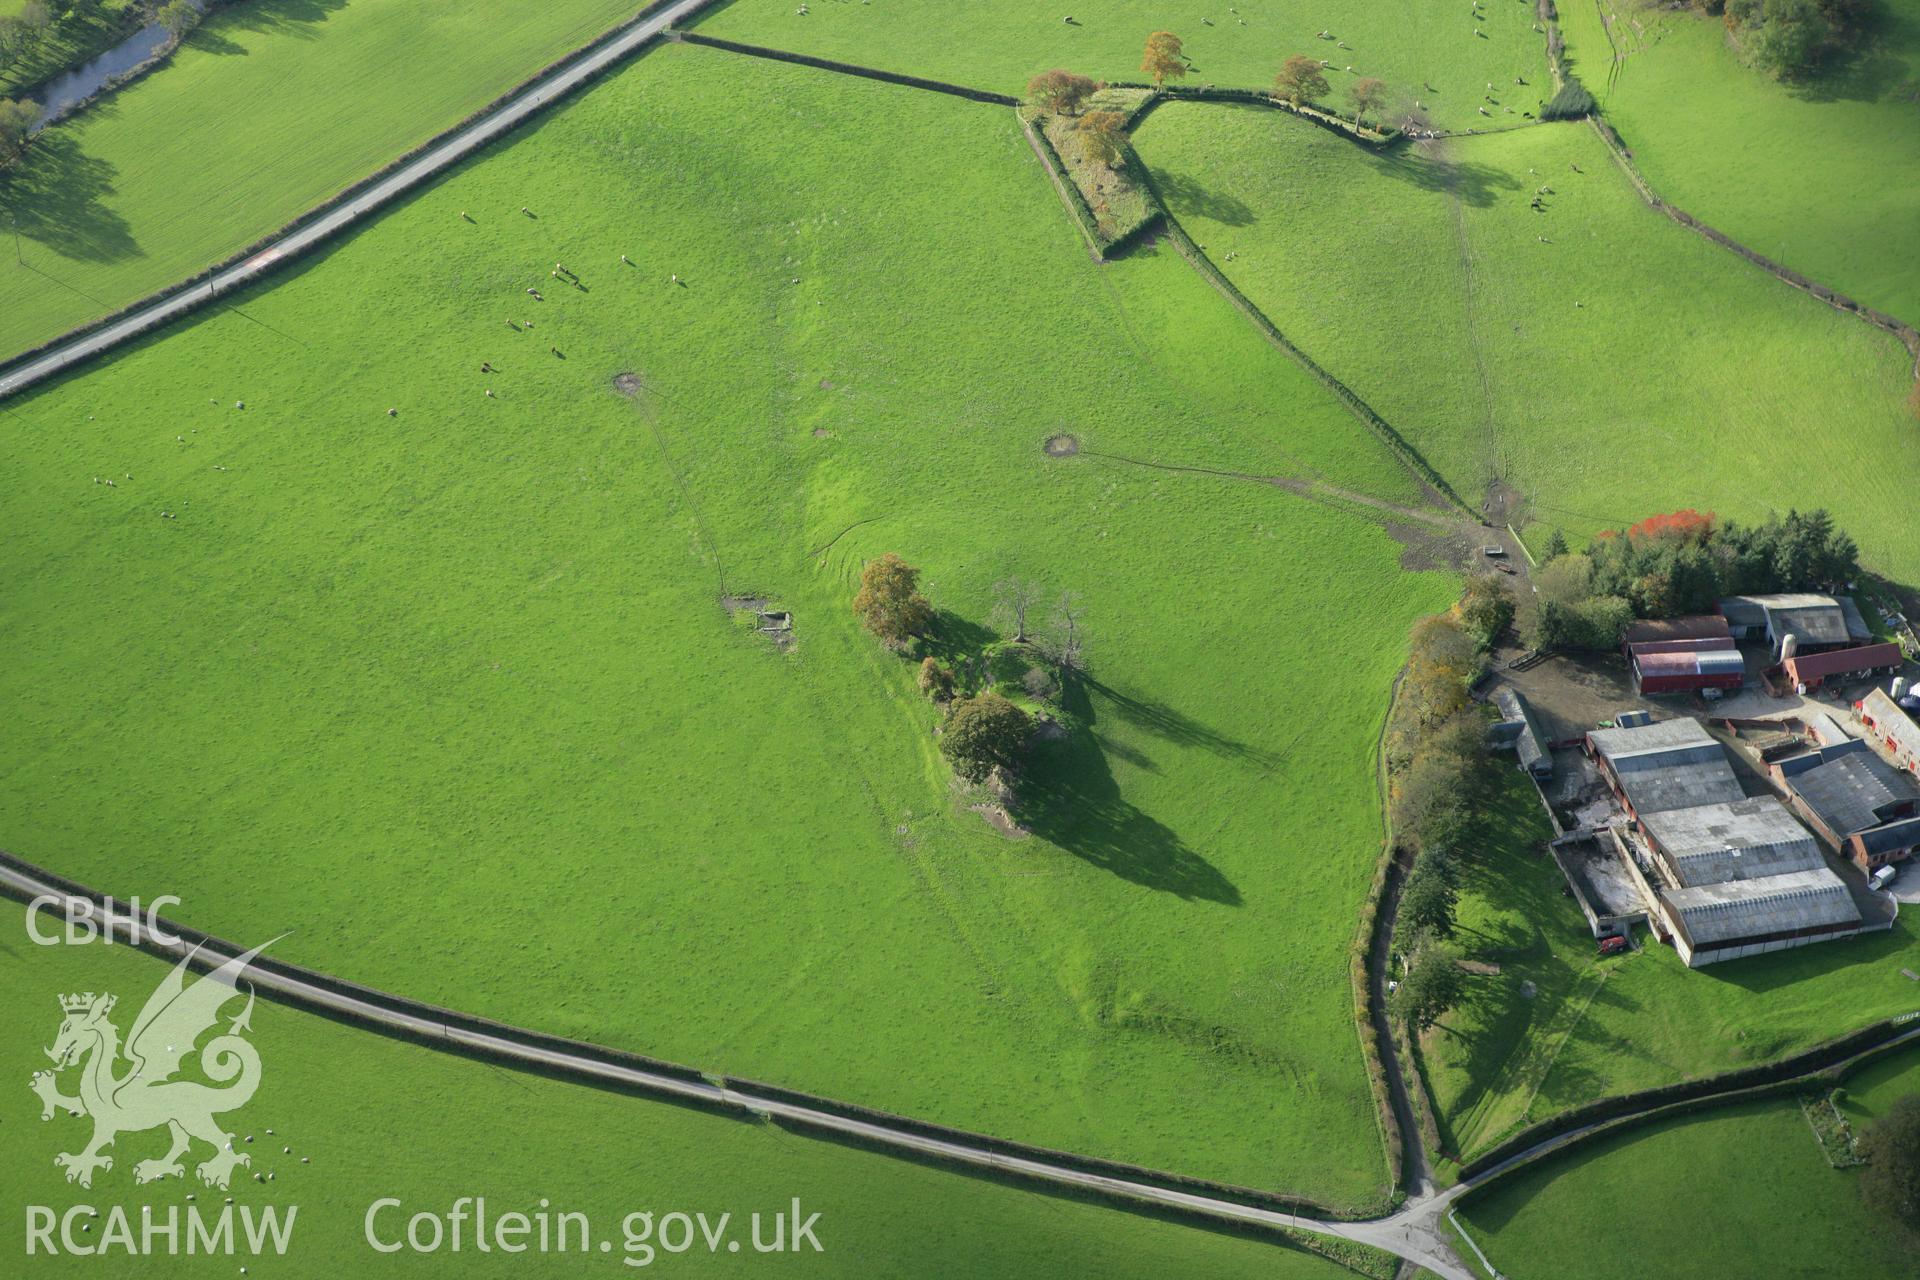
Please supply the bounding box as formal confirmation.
[30,942,272,1190]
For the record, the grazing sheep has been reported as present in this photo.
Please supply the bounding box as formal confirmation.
[387,408,397,417]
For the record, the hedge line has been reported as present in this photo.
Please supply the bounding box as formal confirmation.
[1455,1015,1917,1180]
[1588,115,1920,367]
[1153,212,1478,519]
[675,32,1017,104]
[1350,669,1412,1198]
[1019,112,1105,259]
[0,0,725,392]
[1112,82,1398,146]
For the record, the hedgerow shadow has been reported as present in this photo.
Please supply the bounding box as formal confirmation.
[1142,167,1256,226]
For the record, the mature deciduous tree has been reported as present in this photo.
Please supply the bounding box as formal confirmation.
[1274,54,1330,106]
[1076,111,1128,170]
[1394,945,1468,1031]
[1027,68,1098,114]
[1141,31,1186,86]
[0,97,38,169]
[1349,76,1387,127]
[1859,1096,1920,1231]
[940,691,1032,784]
[852,553,933,646]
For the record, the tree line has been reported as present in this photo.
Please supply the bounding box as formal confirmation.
[1691,0,1882,79]
[1386,577,1513,1033]
[1527,507,1860,652]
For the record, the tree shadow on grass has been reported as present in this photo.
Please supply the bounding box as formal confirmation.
[1787,4,1920,104]
[1014,675,1241,905]
[1362,141,1521,208]
[1143,167,1257,226]
[0,131,138,263]
[1080,675,1279,769]
[209,0,351,43]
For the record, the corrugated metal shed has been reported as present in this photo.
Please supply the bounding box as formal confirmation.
[1856,817,1920,859]
[1640,797,1824,886]
[1589,718,1722,767]
[1839,596,1873,644]
[1786,752,1920,838]
[1590,719,1745,815]
[1628,636,1738,656]
[1491,687,1550,778]
[1661,868,1861,946]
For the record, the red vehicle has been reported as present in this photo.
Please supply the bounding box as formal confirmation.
[1598,935,1630,956]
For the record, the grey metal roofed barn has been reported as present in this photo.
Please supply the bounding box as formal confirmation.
[1661,868,1862,952]
[1787,752,1920,839]
[1639,797,1825,887]
[1588,719,1745,816]
[1490,687,1551,778]
[1719,593,1851,653]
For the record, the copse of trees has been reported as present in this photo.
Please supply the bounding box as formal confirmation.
[0,2,52,78]
[1141,31,1186,86]
[1526,507,1861,651]
[1695,0,1878,79]
[1274,54,1330,106]
[1859,1095,1920,1232]
[852,553,933,647]
[158,0,202,38]
[1027,68,1098,114]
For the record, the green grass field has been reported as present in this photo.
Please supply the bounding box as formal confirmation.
[1131,104,1920,579]
[697,0,1553,131]
[0,0,654,363]
[1455,1076,1913,1280]
[0,930,1365,1278]
[1558,0,1920,327]
[0,41,1459,1204]
[1410,771,1920,1166]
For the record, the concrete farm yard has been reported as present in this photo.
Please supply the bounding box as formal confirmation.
[3,1,1920,1277]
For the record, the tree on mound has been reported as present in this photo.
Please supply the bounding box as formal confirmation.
[1859,1096,1920,1232]
[852,553,932,646]
[1141,31,1187,87]
[1076,111,1128,171]
[940,692,1032,784]
[1028,68,1098,115]
[1274,55,1330,107]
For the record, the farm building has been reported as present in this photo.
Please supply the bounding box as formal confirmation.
[1776,749,1920,852]
[1622,615,1732,648]
[1488,688,1551,779]
[1858,687,1920,772]
[1587,719,1744,821]
[1717,593,1859,658]
[1638,796,1825,888]
[1658,869,1864,967]
[1626,635,1737,657]
[1630,646,1746,696]
[1779,641,1903,691]
[1848,818,1920,873]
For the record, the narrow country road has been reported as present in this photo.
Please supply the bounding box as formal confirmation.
[0,0,717,403]
[10,854,1917,1280]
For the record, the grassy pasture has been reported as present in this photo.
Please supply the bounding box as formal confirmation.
[1417,772,1920,1166]
[0,0,654,363]
[1559,0,1920,327]
[1455,1084,1911,1280]
[0,42,1457,1202]
[0,931,1364,1279]
[1131,104,1920,580]
[696,0,1553,131]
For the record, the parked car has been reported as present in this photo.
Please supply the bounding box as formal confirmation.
[1870,865,1899,892]
[1598,935,1630,956]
